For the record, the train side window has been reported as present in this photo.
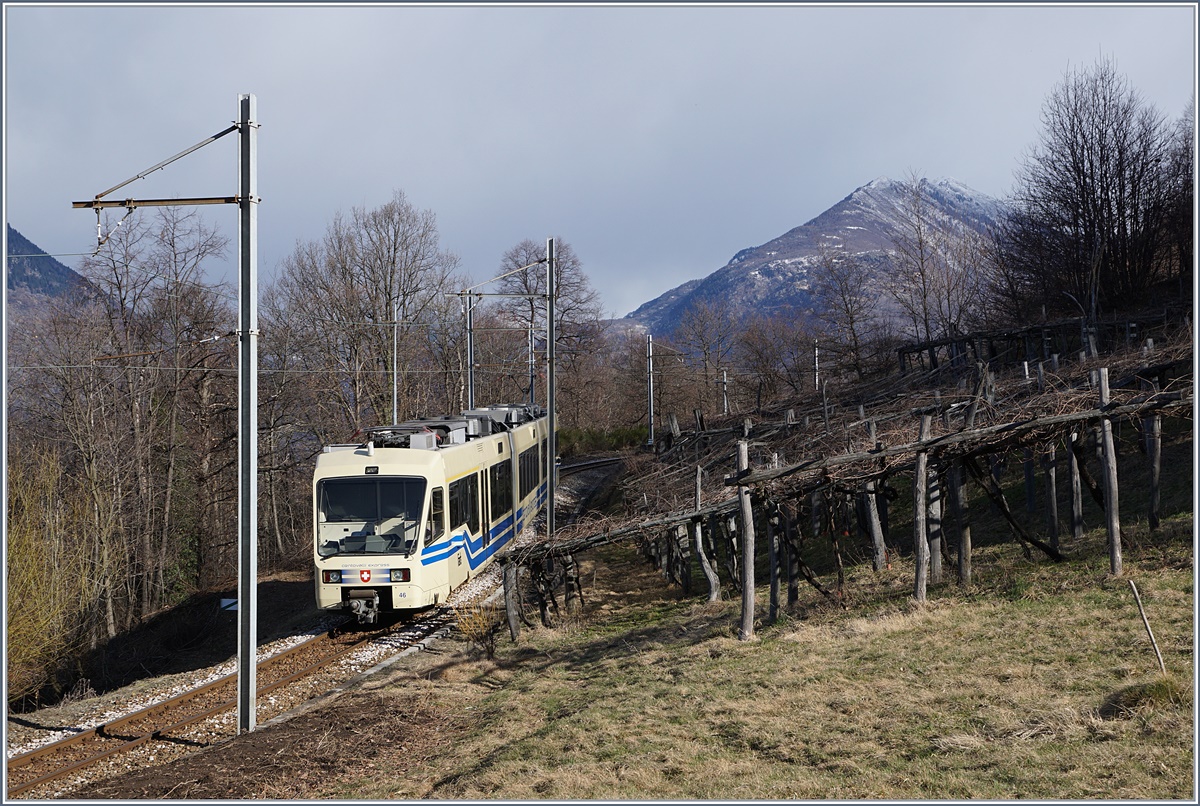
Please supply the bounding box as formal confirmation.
[426,487,446,544]
[480,471,491,546]
[490,459,513,517]
[449,475,480,535]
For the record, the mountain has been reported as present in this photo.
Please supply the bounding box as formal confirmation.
[6,224,91,313]
[621,177,1008,336]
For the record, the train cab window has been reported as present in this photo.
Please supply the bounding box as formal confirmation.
[316,477,426,557]
[426,487,446,544]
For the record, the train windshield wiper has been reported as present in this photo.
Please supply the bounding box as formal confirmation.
[320,534,408,557]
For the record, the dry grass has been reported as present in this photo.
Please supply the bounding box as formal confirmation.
[218,422,1192,801]
[452,597,506,660]
[308,504,1196,801]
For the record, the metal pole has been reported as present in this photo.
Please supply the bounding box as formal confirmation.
[528,321,535,406]
[646,334,655,448]
[392,299,398,425]
[813,338,819,390]
[466,294,475,410]
[236,93,259,735]
[546,238,556,541]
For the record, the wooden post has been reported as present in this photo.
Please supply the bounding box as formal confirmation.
[1147,413,1162,530]
[947,459,971,586]
[736,440,756,640]
[767,508,780,624]
[1068,432,1085,541]
[830,488,846,598]
[864,481,887,572]
[723,513,741,592]
[913,415,931,602]
[1098,368,1122,575]
[1129,580,1168,675]
[1043,444,1059,551]
[928,465,943,585]
[564,553,580,615]
[675,525,692,597]
[783,506,800,605]
[1142,377,1162,531]
[694,467,720,601]
[504,562,521,642]
[821,381,831,434]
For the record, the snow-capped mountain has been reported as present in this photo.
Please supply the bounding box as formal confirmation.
[621,177,1008,336]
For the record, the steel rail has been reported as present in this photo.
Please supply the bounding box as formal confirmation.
[7,629,332,771]
[7,465,608,798]
[5,618,426,798]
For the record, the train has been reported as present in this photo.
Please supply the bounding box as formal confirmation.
[313,403,551,624]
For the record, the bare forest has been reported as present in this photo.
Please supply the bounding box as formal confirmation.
[6,58,1193,707]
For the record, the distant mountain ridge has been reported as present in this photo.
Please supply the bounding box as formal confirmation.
[622,177,1008,336]
[6,224,90,311]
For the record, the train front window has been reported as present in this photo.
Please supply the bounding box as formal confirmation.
[317,477,427,557]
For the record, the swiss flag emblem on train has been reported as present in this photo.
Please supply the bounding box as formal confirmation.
[359,569,371,583]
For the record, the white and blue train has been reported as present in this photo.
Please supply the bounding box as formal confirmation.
[313,404,551,623]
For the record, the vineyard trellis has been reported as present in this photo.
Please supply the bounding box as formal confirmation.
[498,325,1192,641]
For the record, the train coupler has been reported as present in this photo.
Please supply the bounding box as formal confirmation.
[347,589,380,624]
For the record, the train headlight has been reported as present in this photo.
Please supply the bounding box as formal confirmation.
[323,570,342,584]
[390,568,410,583]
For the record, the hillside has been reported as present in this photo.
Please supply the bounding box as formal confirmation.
[69,512,1195,800]
[622,177,1007,336]
[5,225,90,313]
[55,327,1194,800]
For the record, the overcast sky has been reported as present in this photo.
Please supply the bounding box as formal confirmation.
[4,2,1195,319]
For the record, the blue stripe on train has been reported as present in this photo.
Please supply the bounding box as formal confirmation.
[418,479,547,569]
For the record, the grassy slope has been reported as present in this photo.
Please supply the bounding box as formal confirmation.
[305,426,1193,800]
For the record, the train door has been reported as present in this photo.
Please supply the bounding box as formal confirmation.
[424,486,451,598]
[447,475,475,590]
[479,469,491,548]
[490,456,514,545]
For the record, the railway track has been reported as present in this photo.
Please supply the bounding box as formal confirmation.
[5,456,622,799]
[5,610,454,799]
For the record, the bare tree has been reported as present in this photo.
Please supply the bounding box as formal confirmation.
[736,309,820,403]
[266,190,463,435]
[673,297,737,418]
[5,443,93,700]
[811,239,881,380]
[1163,97,1194,297]
[1004,57,1179,318]
[8,207,234,648]
[886,174,991,365]
[490,239,606,407]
